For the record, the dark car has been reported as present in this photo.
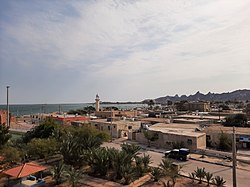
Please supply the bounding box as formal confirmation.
[165,148,190,161]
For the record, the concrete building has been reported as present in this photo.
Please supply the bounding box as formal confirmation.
[88,118,141,139]
[0,110,8,125]
[176,114,225,124]
[49,114,90,126]
[95,110,138,118]
[204,125,250,149]
[177,101,210,112]
[0,110,15,125]
[134,123,206,150]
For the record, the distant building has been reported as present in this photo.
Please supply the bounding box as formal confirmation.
[0,110,15,125]
[176,101,210,112]
[87,118,141,139]
[0,110,8,124]
[49,114,90,126]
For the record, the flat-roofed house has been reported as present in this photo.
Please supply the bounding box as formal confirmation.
[204,125,250,149]
[134,123,206,150]
[89,118,141,139]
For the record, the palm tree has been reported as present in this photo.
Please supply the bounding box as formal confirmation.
[189,172,196,184]
[159,158,173,174]
[51,161,66,185]
[151,167,163,182]
[120,164,136,185]
[205,172,213,186]
[59,132,85,168]
[85,148,110,176]
[141,153,152,171]
[66,166,82,187]
[213,176,226,187]
[111,150,131,180]
[159,158,180,187]
[134,156,144,177]
[121,143,141,158]
[194,167,206,184]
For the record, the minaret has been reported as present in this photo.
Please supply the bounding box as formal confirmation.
[95,94,100,112]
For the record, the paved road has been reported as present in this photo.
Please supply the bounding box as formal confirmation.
[102,142,250,187]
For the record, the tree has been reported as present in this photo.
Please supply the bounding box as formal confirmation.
[59,126,108,168]
[27,138,58,163]
[151,167,163,182]
[223,114,248,127]
[121,143,141,158]
[0,124,11,149]
[141,153,152,171]
[22,118,59,143]
[189,172,196,184]
[205,172,213,186]
[83,106,96,114]
[172,141,185,149]
[213,176,226,187]
[85,148,110,176]
[148,100,155,109]
[66,166,82,187]
[59,132,85,168]
[143,130,159,147]
[218,104,230,110]
[194,167,206,184]
[159,158,181,187]
[51,161,66,185]
[1,146,21,164]
[218,132,232,151]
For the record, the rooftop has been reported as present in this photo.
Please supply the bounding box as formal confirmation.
[148,123,205,137]
[177,114,225,120]
[204,125,250,135]
[141,118,170,123]
[91,118,140,125]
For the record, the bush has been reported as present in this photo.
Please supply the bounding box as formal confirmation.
[223,114,248,127]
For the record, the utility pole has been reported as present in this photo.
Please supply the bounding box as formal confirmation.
[110,108,113,141]
[232,126,237,187]
[6,86,10,127]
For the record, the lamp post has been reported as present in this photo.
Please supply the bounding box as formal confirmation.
[6,86,10,127]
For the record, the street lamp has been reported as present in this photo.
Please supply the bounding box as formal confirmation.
[6,86,10,127]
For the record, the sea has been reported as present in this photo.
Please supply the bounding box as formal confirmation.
[0,103,145,117]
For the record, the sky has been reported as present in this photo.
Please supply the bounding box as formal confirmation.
[0,0,250,104]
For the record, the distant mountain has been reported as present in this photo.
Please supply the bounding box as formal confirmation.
[154,89,250,103]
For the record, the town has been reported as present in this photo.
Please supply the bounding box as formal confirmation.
[1,1,249,186]
[0,93,250,187]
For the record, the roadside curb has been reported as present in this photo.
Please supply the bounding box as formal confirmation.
[189,157,230,167]
[189,157,250,172]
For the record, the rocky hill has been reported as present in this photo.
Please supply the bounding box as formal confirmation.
[154,89,250,104]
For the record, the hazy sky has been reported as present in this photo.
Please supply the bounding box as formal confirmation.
[0,0,249,104]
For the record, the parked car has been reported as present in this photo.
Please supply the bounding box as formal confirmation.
[164,148,190,161]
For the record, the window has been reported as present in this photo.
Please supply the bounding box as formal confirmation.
[128,126,132,130]
[108,126,110,130]
[187,139,192,145]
